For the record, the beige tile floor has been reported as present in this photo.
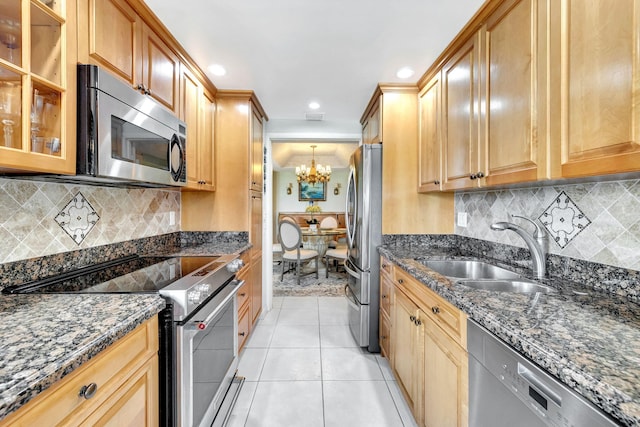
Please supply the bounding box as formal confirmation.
[227,296,418,427]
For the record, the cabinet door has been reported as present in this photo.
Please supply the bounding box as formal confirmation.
[250,110,263,192]
[250,255,262,324]
[79,356,159,427]
[442,34,482,191]
[83,0,141,87]
[181,65,200,188]
[362,97,381,144]
[482,0,546,186]
[392,288,420,415]
[140,23,179,113]
[422,319,468,427]
[418,73,443,192]
[199,90,216,190]
[556,0,640,177]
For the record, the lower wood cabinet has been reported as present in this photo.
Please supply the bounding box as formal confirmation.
[384,261,469,427]
[0,317,159,427]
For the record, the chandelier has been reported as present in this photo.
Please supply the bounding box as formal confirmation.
[295,145,331,184]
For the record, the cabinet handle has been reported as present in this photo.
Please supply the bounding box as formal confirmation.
[397,279,404,284]
[476,171,485,178]
[470,173,477,180]
[239,293,246,297]
[382,335,387,340]
[79,383,98,400]
[382,264,387,268]
[409,315,416,322]
[239,332,246,337]
[434,180,440,185]
[432,306,440,315]
[414,318,422,326]
[381,294,387,299]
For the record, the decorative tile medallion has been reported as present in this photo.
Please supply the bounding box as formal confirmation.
[55,192,100,245]
[539,191,591,248]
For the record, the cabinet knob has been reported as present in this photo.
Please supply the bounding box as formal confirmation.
[79,383,98,400]
[414,318,422,326]
[409,315,416,322]
[432,306,440,315]
[239,293,246,297]
[469,173,477,180]
[239,332,246,337]
[397,279,404,284]
[476,171,485,178]
[434,180,440,185]
[381,294,387,299]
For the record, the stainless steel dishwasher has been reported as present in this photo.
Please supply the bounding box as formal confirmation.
[468,320,619,427]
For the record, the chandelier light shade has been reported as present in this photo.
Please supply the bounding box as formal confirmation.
[295,145,331,184]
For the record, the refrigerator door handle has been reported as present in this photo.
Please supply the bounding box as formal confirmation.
[345,166,357,249]
[344,284,359,310]
[344,258,361,280]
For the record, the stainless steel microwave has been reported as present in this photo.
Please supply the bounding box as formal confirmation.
[76,64,186,187]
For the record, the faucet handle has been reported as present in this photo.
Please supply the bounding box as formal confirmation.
[512,215,547,239]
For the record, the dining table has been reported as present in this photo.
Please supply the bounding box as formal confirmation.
[300,227,347,260]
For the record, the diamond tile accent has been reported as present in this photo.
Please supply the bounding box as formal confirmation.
[539,191,591,248]
[55,192,100,245]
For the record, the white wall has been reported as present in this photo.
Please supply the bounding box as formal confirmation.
[274,169,349,214]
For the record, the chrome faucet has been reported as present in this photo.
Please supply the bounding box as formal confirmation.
[490,215,548,279]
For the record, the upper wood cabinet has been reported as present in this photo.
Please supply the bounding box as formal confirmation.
[362,96,381,144]
[250,110,263,192]
[79,0,180,114]
[181,64,215,191]
[0,0,77,174]
[441,34,482,191]
[418,72,443,192]
[553,0,640,178]
[480,0,548,187]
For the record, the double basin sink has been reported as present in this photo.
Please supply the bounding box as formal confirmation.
[417,260,554,293]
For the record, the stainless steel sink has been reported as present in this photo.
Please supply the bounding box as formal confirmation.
[418,260,521,280]
[459,279,555,293]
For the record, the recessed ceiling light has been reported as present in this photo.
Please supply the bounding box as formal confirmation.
[208,64,226,76]
[308,102,320,110]
[396,67,414,79]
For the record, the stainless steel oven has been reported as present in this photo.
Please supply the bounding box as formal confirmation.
[174,275,243,427]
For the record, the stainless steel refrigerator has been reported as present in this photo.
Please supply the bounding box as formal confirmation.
[344,143,382,353]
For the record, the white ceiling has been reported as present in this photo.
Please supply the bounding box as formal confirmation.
[271,141,359,171]
[144,0,486,124]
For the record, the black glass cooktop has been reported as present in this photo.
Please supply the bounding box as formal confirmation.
[3,255,220,294]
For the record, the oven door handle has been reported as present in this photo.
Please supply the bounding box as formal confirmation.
[199,280,244,329]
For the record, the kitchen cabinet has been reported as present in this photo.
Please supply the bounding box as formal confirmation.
[250,109,263,192]
[480,0,548,187]
[551,0,640,178]
[379,256,394,358]
[361,96,381,144]
[180,64,215,191]
[0,317,159,427]
[361,85,454,234]
[441,34,482,191]
[79,0,180,114]
[390,265,468,427]
[250,191,263,323]
[0,0,77,174]
[237,250,251,352]
[418,72,443,192]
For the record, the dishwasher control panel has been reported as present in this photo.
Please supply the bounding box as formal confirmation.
[468,320,619,427]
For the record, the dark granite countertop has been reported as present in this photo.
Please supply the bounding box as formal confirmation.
[379,246,640,426]
[158,241,252,257]
[0,294,165,420]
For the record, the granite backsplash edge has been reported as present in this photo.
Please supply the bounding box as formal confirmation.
[382,234,640,303]
[0,231,249,292]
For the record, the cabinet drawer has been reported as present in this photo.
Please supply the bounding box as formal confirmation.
[1,317,158,426]
[236,280,250,312]
[238,303,251,351]
[380,256,394,277]
[380,274,392,318]
[394,267,466,348]
[379,311,391,358]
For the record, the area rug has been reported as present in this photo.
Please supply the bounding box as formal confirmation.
[272,261,348,296]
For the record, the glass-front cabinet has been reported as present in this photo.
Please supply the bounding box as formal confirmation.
[0,0,75,174]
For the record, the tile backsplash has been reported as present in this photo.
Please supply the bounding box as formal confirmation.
[455,179,640,270]
[0,178,180,263]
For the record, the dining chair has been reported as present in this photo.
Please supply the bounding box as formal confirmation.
[278,219,319,285]
[319,216,338,229]
[325,247,347,277]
